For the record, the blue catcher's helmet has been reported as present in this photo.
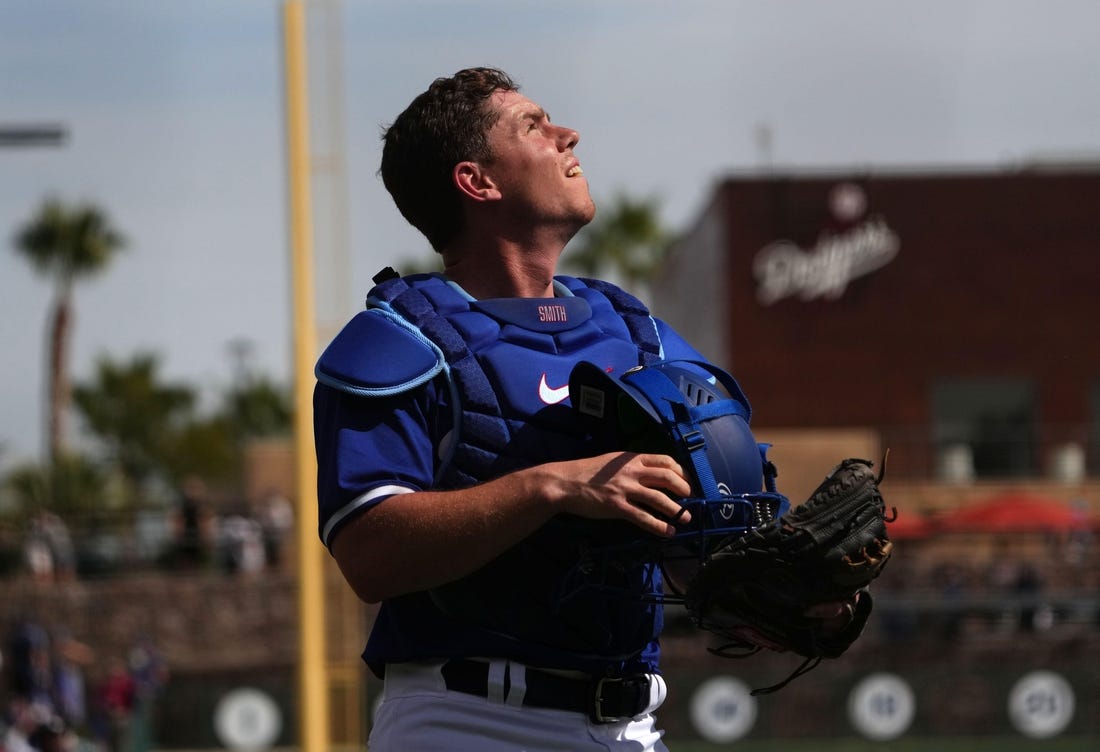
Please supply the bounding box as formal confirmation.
[568,359,790,597]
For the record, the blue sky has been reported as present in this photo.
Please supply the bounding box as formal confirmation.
[2,0,1099,471]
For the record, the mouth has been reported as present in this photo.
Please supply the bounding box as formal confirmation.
[566,164,584,178]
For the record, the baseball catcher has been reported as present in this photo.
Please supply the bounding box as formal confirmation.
[570,359,894,693]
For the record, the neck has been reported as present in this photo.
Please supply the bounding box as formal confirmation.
[443,254,555,299]
[443,230,569,299]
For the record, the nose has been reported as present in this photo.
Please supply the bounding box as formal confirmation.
[555,123,579,151]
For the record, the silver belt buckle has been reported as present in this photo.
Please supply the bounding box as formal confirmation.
[592,676,626,723]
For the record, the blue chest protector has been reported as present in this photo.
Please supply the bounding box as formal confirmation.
[367,273,663,487]
[316,272,670,674]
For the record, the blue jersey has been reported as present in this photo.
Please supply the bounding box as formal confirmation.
[313,274,707,678]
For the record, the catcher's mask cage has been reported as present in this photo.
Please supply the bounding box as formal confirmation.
[566,359,790,602]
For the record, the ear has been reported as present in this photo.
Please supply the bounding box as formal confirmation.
[453,161,501,202]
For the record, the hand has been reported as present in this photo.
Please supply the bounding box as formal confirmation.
[550,451,693,537]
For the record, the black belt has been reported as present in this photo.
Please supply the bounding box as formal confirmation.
[440,659,653,724]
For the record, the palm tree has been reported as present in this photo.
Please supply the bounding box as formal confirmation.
[13,198,125,462]
[4,453,108,523]
[73,352,195,491]
[563,193,671,295]
[71,350,293,494]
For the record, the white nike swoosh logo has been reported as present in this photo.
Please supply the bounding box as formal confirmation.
[538,373,571,405]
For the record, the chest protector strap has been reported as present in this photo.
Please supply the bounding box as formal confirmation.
[570,277,663,363]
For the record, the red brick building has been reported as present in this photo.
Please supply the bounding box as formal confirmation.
[653,166,1100,483]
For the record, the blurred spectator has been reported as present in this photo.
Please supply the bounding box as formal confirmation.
[3,696,68,752]
[1063,500,1095,568]
[6,621,55,711]
[40,513,75,584]
[988,553,1018,593]
[931,562,970,641]
[257,489,293,570]
[26,716,67,752]
[92,659,135,752]
[22,525,54,583]
[125,638,167,752]
[1013,561,1049,632]
[51,632,93,733]
[3,697,52,752]
[217,508,265,576]
[171,477,214,569]
[22,512,76,584]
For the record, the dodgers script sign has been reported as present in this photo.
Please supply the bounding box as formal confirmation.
[752,183,900,305]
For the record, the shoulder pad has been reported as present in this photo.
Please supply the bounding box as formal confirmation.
[315,310,445,397]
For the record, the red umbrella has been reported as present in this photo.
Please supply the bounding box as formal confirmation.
[885,509,933,539]
[935,493,1093,534]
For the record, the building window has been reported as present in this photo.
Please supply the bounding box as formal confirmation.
[932,379,1035,479]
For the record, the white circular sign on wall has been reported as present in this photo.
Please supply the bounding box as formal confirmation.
[213,687,283,751]
[689,676,757,743]
[847,672,916,741]
[1008,670,1075,739]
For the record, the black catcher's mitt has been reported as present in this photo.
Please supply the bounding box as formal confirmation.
[683,457,894,693]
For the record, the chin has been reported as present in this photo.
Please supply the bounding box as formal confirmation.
[580,198,597,224]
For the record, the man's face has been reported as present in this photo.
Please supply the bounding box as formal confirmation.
[480,89,596,232]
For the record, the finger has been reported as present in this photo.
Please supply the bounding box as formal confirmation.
[630,485,692,526]
[636,454,694,498]
[638,452,690,480]
[616,502,680,538]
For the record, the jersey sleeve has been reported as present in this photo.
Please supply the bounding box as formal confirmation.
[313,379,439,548]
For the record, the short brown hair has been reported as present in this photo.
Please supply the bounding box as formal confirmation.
[380,68,519,252]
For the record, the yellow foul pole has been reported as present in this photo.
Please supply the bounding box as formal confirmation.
[283,2,329,751]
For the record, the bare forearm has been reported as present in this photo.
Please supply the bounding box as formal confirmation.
[331,466,559,603]
[330,451,693,603]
